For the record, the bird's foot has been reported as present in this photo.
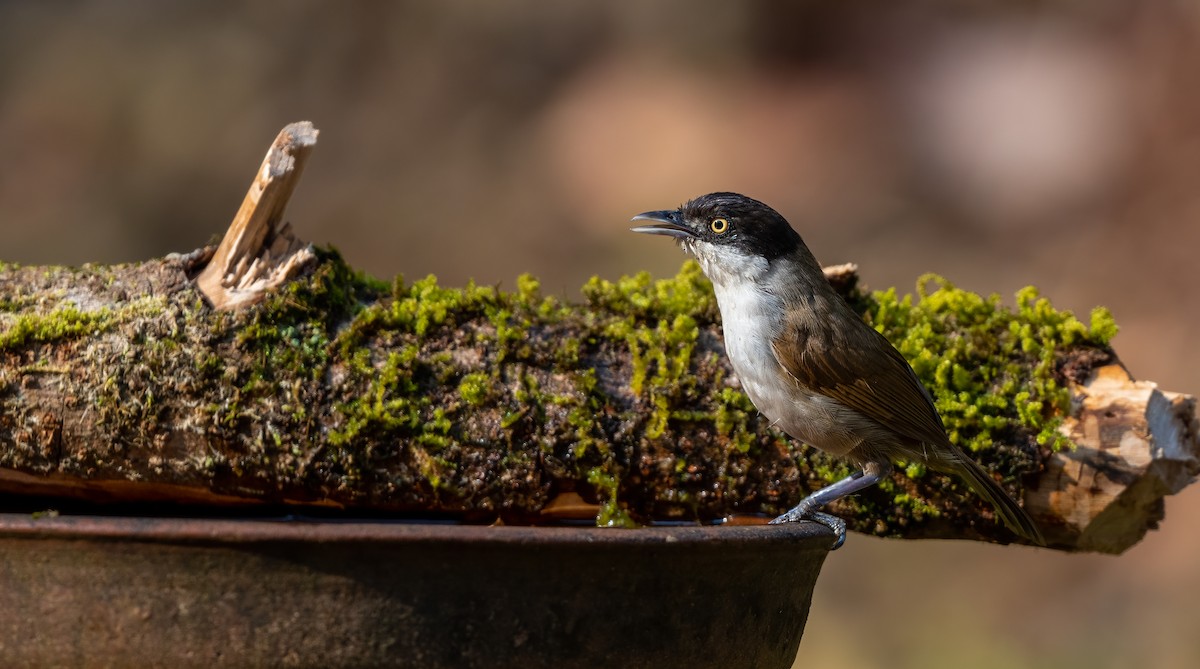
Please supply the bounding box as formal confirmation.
[769,508,847,550]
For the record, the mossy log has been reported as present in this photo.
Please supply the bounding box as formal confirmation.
[1,123,1196,554]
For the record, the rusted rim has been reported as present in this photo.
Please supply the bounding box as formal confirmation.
[0,513,835,548]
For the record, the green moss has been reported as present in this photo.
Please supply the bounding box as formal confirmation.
[713,387,758,454]
[889,491,941,521]
[587,466,638,528]
[241,247,384,380]
[457,372,491,406]
[582,261,716,323]
[515,273,540,305]
[0,306,113,350]
[0,295,33,312]
[1088,306,1119,344]
[869,274,1115,456]
[586,266,711,438]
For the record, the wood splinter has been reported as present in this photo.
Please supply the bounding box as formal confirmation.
[195,121,320,310]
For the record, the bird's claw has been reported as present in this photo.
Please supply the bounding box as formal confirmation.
[770,508,847,550]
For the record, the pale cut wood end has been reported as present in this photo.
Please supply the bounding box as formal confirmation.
[1032,363,1200,553]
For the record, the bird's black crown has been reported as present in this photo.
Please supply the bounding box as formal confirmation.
[680,192,803,261]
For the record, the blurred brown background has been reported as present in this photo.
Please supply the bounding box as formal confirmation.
[2,2,1198,667]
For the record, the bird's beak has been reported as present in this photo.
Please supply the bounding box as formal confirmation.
[630,209,696,239]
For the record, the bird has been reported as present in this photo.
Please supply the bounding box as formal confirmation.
[631,192,1044,549]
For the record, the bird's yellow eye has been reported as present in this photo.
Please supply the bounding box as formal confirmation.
[710,218,729,234]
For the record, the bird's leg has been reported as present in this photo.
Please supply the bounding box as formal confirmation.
[769,461,892,549]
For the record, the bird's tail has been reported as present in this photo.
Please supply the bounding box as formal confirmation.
[947,455,1045,545]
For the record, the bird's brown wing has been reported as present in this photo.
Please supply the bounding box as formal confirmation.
[771,309,951,448]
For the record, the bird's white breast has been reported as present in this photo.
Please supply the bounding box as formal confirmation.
[695,246,793,415]
[692,243,861,457]
[705,263,785,407]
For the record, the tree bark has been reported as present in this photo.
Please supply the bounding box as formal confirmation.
[1,124,1195,554]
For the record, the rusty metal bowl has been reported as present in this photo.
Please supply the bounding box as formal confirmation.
[0,514,832,668]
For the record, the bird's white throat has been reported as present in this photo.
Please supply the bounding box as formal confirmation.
[687,241,788,409]
[685,240,772,288]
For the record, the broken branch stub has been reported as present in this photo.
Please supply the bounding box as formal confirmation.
[195,121,319,310]
[1033,364,1200,553]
